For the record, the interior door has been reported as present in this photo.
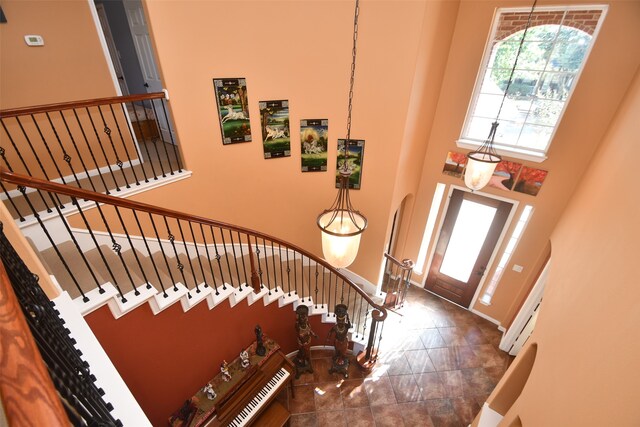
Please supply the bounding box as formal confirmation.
[425,189,513,307]
[95,3,129,95]
[123,0,175,143]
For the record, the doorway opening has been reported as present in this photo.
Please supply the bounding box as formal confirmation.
[425,188,515,308]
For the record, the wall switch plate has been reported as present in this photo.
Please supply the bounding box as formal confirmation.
[512,264,524,273]
[24,35,44,46]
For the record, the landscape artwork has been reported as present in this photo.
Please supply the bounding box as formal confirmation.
[213,78,251,144]
[442,151,467,178]
[488,160,522,191]
[259,100,291,159]
[335,139,365,190]
[300,119,328,172]
[514,166,548,196]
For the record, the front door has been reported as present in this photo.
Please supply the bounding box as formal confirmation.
[425,189,513,307]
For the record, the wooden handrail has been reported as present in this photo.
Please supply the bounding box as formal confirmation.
[0,92,167,118]
[0,260,69,426]
[384,253,414,271]
[0,168,387,321]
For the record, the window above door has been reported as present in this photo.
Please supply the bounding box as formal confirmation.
[457,5,607,162]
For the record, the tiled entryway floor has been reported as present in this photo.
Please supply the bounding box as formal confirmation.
[278,286,513,426]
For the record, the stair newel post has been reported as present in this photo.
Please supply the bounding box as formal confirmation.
[247,234,261,293]
[356,309,382,372]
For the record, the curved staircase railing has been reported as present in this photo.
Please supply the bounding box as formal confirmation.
[0,92,184,222]
[0,168,387,370]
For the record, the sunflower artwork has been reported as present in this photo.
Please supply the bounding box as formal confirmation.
[300,119,328,172]
[335,139,365,190]
[260,100,291,159]
[213,78,251,144]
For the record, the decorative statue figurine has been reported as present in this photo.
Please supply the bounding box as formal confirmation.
[328,304,352,378]
[202,383,217,400]
[220,360,232,382]
[255,324,266,356]
[294,305,317,378]
[240,350,250,369]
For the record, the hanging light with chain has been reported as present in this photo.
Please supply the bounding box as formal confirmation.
[317,0,367,269]
[465,0,538,191]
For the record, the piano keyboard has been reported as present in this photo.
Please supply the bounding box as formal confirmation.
[227,367,290,427]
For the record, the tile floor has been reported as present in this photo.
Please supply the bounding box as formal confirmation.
[278,286,513,427]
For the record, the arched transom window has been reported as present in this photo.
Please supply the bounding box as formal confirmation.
[459,6,607,161]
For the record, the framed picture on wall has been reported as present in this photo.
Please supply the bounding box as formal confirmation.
[300,119,328,172]
[335,139,365,190]
[442,151,467,178]
[488,160,522,191]
[259,100,291,159]
[514,166,548,196]
[213,78,252,144]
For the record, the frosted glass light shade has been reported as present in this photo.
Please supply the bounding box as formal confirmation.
[318,209,366,268]
[464,152,501,191]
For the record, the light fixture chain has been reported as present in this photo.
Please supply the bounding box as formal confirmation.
[495,0,538,120]
[345,0,360,150]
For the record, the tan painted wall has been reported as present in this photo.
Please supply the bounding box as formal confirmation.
[0,0,117,108]
[397,0,640,327]
[130,0,428,284]
[491,66,640,426]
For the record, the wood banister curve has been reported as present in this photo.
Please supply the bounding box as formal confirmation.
[0,169,386,318]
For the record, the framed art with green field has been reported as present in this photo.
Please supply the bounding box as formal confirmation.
[335,139,365,190]
[300,119,328,172]
[260,100,291,159]
[213,78,252,144]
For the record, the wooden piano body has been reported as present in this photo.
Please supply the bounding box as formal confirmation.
[169,337,294,427]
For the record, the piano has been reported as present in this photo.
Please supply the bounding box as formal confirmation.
[169,337,295,427]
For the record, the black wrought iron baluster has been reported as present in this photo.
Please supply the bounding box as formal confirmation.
[94,202,140,296]
[293,253,298,297]
[177,219,200,294]
[285,246,292,296]
[270,241,277,292]
[97,105,128,188]
[163,217,185,292]
[278,244,284,295]
[15,116,65,209]
[314,263,319,308]
[333,274,338,316]
[328,272,333,314]
[43,112,82,188]
[149,100,174,174]
[321,265,326,308]
[108,103,140,186]
[74,197,127,302]
[159,98,183,172]
[228,231,243,290]
[141,100,167,178]
[132,210,167,292]
[347,281,353,314]
[261,239,270,291]
[120,103,150,183]
[1,119,52,212]
[252,237,263,292]
[148,213,175,297]
[17,188,93,301]
[58,110,98,192]
[188,222,207,292]
[209,226,227,291]
[301,256,307,302]
[239,232,251,289]
[85,106,121,191]
[72,109,111,194]
[356,295,364,339]
[361,303,369,340]
[199,223,217,291]
[114,206,151,290]
[340,279,345,304]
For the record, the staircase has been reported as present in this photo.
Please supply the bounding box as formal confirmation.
[1,169,387,367]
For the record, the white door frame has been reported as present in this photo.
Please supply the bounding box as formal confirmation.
[87,0,123,96]
[421,185,519,315]
[95,3,130,95]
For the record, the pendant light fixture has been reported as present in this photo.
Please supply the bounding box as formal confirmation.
[465,0,538,191]
[317,0,367,269]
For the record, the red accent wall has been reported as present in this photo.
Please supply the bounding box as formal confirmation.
[85,297,333,426]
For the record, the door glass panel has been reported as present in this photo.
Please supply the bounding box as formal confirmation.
[439,200,497,282]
